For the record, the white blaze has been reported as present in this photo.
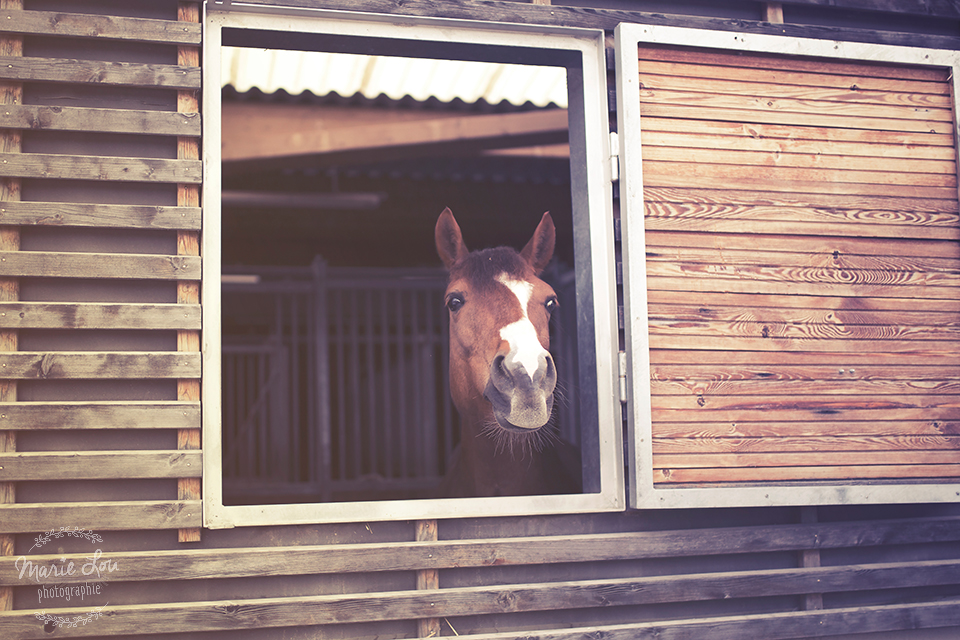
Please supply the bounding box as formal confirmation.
[496,273,545,378]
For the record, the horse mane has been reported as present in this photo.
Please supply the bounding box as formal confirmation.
[447,246,534,292]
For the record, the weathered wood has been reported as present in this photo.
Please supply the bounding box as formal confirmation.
[651,377,960,396]
[648,319,959,345]
[646,249,960,276]
[647,304,960,330]
[0,153,202,183]
[0,401,200,430]
[0,56,200,89]
[0,352,200,379]
[1,560,957,637]
[646,276,960,303]
[645,188,959,215]
[0,251,200,280]
[656,450,960,468]
[0,104,200,136]
[0,9,202,45]
[1,516,956,585]
[0,302,201,330]
[645,214,960,240]
[0,201,201,229]
[223,0,960,50]
[0,450,201,481]
[649,348,960,366]
[651,362,960,382]
[415,519,440,638]
[651,405,958,424]
[177,0,201,546]
[0,500,200,534]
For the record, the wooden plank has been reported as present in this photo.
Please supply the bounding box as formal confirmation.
[653,435,960,454]
[0,201,201,229]
[0,9,202,45]
[639,117,957,150]
[645,247,960,275]
[637,64,952,100]
[651,378,960,397]
[0,450,202,481]
[647,304,960,329]
[646,276,960,302]
[1,515,956,584]
[415,519,440,638]
[651,362,960,382]
[0,251,200,280]
[0,56,200,89]
[641,145,955,176]
[646,291,960,314]
[651,404,959,424]
[641,128,958,162]
[648,349,960,366]
[644,187,960,214]
[638,45,952,83]
[0,352,200,379]
[651,421,957,438]
[0,153,202,183]
[0,302,201,330]
[0,104,200,136]
[654,465,960,483]
[641,160,956,190]
[640,168,959,199]
[0,500,200,534]
[0,401,200,430]
[0,0,18,615]
[177,0,201,546]
[648,319,960,344]
[0,560,957,637]
[656,450,960,468]
[645,214,960,240]
[651,392,960,411]
[639,101,954,135]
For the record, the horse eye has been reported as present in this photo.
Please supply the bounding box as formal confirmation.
[446,295,465,313]
[545,297,559,314]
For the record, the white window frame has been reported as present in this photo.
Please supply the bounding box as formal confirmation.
[616,22,960,510]
[202,4,623,527]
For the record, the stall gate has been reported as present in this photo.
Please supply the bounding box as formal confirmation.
[221,260,579,503]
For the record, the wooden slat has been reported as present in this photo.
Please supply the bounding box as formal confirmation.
[652,362,960,382]
[651,405,959,424]
[651,421,957,438]
[0,201,201,229]
[647,304,960,329]
[637,63,952,101]
[3,516,957,585]
[645,214,960,240]
[0,153,202,183]
[0,450,201,481]
[0,302,201,329]
[654,465,960,483]
[656,450,960,468]
[646,276,960,302]
[651,378,960,396]
[653,435,960,454]
[0,251,200,280]
[639,102,954,135]
[638,44,952,82]
[647,291,960,315]
[0,9,202,45]
[0,352,200,379]
[0,500,200,534]
[0,560,957,637]
[648,320,959,345]
[648,349,960,365]
[0,401,200,430]
[0,56,200,88]
[0,104,199,136]
[646,248,960,275]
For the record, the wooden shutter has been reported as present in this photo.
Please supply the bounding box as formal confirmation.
[618,27,960,507]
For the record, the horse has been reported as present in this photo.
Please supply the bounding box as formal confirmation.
[435,208,581,497]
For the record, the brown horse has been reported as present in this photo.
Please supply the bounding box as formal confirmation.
[435,208,581,497]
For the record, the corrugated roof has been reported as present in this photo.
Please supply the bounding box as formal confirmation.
[221,47,568,108]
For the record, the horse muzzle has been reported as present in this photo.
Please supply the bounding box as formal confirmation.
[484,352,557,431]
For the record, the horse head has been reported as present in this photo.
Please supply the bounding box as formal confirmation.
[435,207,559,453]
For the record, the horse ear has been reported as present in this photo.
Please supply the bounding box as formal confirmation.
[435,207,468,270]
[520,212,555,275]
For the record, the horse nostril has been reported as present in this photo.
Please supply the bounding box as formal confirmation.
[493,355,509,379]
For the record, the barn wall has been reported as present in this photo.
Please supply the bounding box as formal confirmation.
[0,1,958,639]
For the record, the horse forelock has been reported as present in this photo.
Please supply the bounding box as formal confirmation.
[448,247,533,293]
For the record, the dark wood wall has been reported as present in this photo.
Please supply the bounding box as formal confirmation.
[0,1,958,639]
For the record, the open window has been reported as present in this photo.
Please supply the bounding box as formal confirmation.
[617,24,960,509]
[202,5,622,526]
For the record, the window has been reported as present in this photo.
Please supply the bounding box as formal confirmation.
[617,24,960,508]
[202,5,622,526]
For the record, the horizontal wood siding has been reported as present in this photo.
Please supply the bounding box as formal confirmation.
[638,46,960,487]
[0,1,201,538]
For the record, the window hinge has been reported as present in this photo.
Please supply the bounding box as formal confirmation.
[618,350,628,404]
[609,131,620,182]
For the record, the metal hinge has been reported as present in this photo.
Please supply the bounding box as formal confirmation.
[609,131,620,182]
[618,350,628,404]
